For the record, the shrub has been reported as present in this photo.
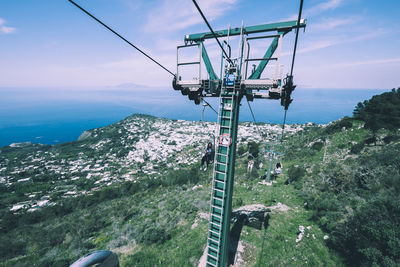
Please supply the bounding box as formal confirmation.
[364,136,377,146]
[383,135,400,144]
[335,196,400,266]
[325,117,353,134]
[350,143,364,154]
[311,141,324,151]
[248,141,260,157]
[138,226,170,245]
[233,197,243,208]
[237,145,247,156]
[287,166,306,183]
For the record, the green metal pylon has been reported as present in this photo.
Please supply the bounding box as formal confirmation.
[206,80,241,267]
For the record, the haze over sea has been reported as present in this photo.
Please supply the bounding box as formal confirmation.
[0,85,388,147]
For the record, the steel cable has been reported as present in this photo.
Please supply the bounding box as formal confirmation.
[68,0,175,77]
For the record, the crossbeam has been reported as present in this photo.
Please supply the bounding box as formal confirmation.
[185,19,306,42]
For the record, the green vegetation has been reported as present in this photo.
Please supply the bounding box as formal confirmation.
[1,90,399,266]
[354,87,400,135]
[283,88,400,266]
[1,158,342,266]
[0,165,209,266]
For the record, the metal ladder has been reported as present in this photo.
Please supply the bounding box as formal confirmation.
[205,82,236,267]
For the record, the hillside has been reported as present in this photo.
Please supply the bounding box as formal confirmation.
[1,87,399,266]
[1,114,305,266]
[0,114,300,213]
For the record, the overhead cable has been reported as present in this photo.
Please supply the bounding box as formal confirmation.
[68,0,175,77]
[280,109,288,143]
[281,0,304,141]
[289,0,304,76]
[192,0,233,64]
[246,99,263,137]
[203,99,218,115]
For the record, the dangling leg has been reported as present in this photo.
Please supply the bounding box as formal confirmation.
[201,155,206,170]
[205,154,210,171]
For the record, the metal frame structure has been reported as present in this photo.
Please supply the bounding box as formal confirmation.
[264,141,286,183]
[173,19,306,104]
[173,19,306,267]
[66,1,305,266]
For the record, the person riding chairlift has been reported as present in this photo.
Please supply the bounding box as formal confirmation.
[200,142,213,171]
[274,162,282,175]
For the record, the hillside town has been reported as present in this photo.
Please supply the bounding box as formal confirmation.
[1,115,304,213]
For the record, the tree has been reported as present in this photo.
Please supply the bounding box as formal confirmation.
[353,87,400,136]
[247,141,260,158]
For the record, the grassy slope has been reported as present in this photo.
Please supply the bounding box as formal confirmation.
[2,156,342,266]
[3,121,357,267]
[229,156,343,267]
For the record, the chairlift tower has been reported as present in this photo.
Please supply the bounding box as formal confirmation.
[173,19,306,267]
[66,0,305,266]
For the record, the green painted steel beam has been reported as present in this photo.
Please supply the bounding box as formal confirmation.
[200,43,219,80]
[248,35,280,80]
[224,93,240,267]
[185,19,306,42]
[218,92,240,267]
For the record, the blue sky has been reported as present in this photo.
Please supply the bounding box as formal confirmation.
[0,0,399,89]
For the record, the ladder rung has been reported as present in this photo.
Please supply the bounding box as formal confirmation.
[214,179,226,184]
[213,190,224,198]
[215,170,227,175]
[216,152,228,157]
[206,252,218,262]
[209,223,221,232]
[213,186,224,192]
[211,213,223,220]
[210,223,222,231]
[214,175,226,181]
[219,143,230,148]
[210,221,222,228]
[211,204,223,210]
[206,257,218,265]
[213,179,226,186]
[218,116,232,120]
[208,238,220,246]
[209,229,221,237]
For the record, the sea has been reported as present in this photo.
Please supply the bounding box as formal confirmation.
[0,85,388,147]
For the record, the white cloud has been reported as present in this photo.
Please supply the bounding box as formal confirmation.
[312,17,360,30]
[0,17,16,34]
[282,30,386,56]
[1,26,16,34]
[306,0,342,16]
[284,0,343,21]
[144,0,237,32]
[330,58,400,68]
